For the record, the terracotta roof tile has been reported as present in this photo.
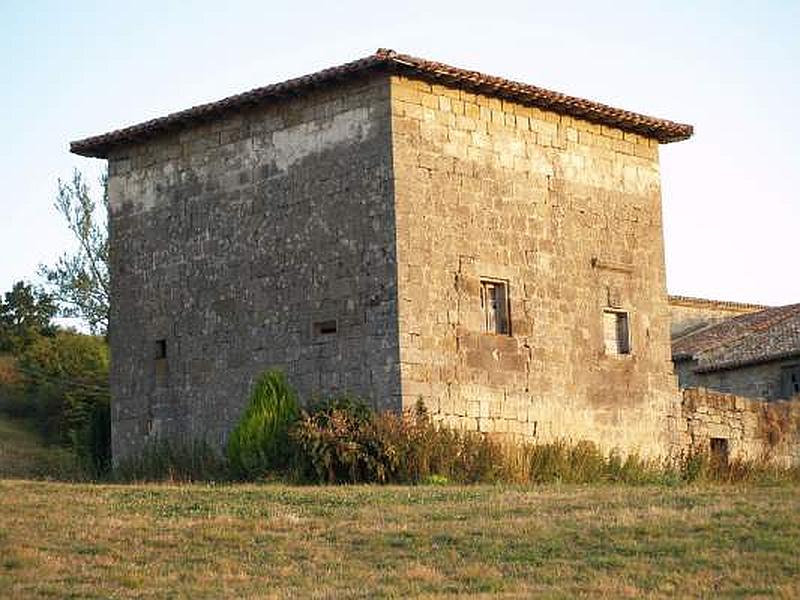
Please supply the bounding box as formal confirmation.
[71,49,693,158]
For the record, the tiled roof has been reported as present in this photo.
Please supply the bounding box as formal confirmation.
[673,304,800,372]
[71,49,694,158]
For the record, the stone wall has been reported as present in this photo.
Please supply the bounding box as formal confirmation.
[669,296,764,339]
[106,75,400,461]
[389,75,679,456]
[673,387,800,466]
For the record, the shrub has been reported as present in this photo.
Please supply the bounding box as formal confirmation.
[72,396,111,477]
[227,370,300,479]
[0,355,33,420]
[16,331,109,445]
[287,383,800,487]
[2,332,112,476]
[292,399,507,484]
[291,395,383,483]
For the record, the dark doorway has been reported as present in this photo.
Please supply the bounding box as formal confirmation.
[710,437,729,469]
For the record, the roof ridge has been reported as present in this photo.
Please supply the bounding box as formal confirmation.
[668,294,769,311]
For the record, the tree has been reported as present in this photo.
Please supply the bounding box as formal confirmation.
[18,331,111,473]
[40,169,109,335]
[0,281,57,353]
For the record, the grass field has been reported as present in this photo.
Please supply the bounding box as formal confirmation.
[1,414,799,598]
[0,480,798,598]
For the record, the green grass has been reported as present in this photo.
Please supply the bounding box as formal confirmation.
[0,481,798,598]
[0,416,83,480]
[1,413,798,597]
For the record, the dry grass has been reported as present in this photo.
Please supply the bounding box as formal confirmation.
[1,480,799,598]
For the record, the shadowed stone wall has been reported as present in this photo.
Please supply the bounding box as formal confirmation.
[107,76,400,461]
[676,357,800,401]
[389,75,679,456]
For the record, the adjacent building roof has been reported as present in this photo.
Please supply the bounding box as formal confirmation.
[668,295,768,313]
[673,303,800,372]
[71,48,694,158]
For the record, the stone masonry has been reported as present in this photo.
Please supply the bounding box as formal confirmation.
[390,75,681,455]
[71,50,704,462]
[102,76,400,459]
[674,388,800,467]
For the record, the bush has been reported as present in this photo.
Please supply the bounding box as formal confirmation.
[291,399,507,484]
[227,370,300,479]
[291,395,383,483]
[292,399,663,485]
[72,396,111,476]
[16,331,109,445]
[0,332,112,476]
[0,356,34,420]
[291,395,800,486]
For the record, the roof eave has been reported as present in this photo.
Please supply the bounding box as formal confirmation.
[70,49,694,159]
[693,349,800,374]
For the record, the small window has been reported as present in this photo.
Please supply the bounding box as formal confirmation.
[780,365,800,398]
[603,310,630,355]
[480,279,510,335]
[313,319,338,337]
[154,339,168,387]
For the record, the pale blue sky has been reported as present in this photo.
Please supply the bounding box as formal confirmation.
[1,1,798,306]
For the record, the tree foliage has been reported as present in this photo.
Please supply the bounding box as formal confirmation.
[17,331,111,473]
[0,281,57,353]
[40,169,109,334]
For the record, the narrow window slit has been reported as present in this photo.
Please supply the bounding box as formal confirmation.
[154,339,168,387]
[314,320,338,337]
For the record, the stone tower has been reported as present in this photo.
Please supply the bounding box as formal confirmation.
[71,50,692,461]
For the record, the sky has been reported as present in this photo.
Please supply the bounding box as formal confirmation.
[1,0,798,307]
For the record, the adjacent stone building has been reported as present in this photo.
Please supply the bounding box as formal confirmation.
[71,49,697,461]
[668,295,766,339]
[673,303,800,400]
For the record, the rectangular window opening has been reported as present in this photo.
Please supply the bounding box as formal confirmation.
[480,279,511,336]
[603,310,630,356]
[154,339,168,387]
[780,365,800,398]
[313,319,338,337]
